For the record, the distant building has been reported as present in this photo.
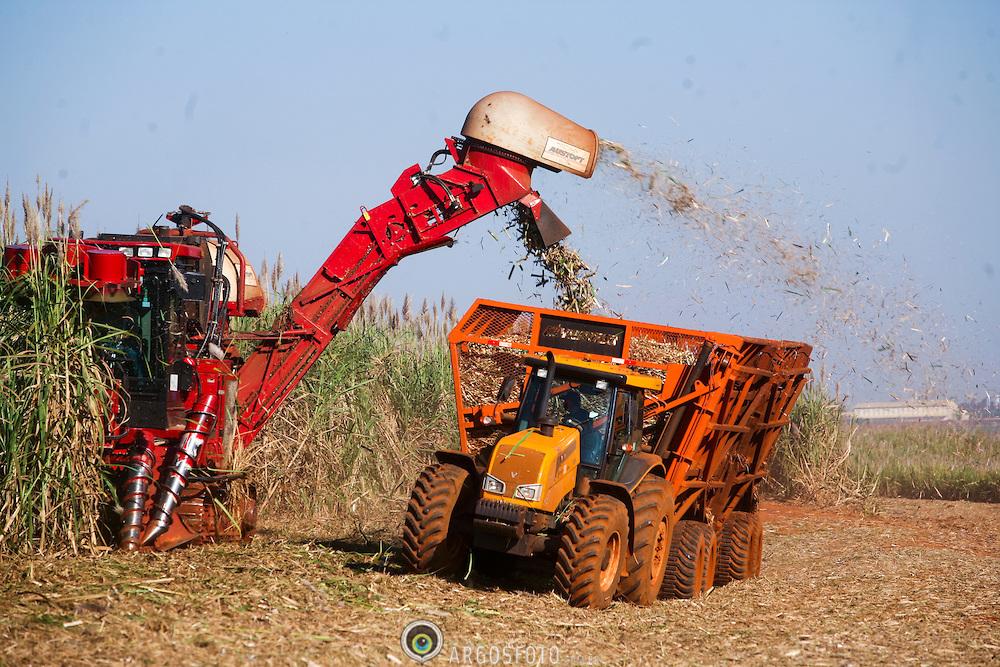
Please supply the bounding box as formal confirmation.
[846,399,963,423]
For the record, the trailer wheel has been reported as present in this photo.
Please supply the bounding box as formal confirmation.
[661,520,717,599]
[618,477,674,605]
[401,463,474,574]
[748,514,764,577]
[714,511,757,585]
[554,495,628,609]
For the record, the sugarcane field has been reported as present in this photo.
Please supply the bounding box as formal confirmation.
[1,3,998,666]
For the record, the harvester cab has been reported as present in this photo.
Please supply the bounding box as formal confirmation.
[402,299,812,609]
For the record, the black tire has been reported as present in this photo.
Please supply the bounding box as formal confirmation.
[618,477,674,605]
[714,511,757,585]
[401,463,475,574]
[661,520,716,599]
[554,495,628,609]
[748,514,764,577]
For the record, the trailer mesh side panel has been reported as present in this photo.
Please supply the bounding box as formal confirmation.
[461,305,533,343]
[629,327,699,366]
[457,342,527,407]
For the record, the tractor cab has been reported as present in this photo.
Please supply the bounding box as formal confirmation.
[406,298,811,609]
[515,355,656,471]
[479,353,661,516]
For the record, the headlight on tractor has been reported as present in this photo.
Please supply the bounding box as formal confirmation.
[483,474,506,494]
[513,484,543,502]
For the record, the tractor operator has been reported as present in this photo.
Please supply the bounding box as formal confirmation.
[561,390,604,466]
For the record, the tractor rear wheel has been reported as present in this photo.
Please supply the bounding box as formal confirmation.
[554,495,628,609]
[618,477,674,605]
[714,511,758,585]
[661,520,717,599]
[401,463,475,574]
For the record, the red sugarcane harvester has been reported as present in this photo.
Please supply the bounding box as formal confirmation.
[2,92,600,550]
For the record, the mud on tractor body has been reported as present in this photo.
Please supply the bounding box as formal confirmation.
[402,299,811,609]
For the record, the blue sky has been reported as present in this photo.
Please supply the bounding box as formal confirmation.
[1,1,997,402]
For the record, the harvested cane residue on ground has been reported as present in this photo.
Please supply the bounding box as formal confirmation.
[1,498,996,665]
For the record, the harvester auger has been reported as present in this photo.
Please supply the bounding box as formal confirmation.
[2,92,600,551]
[401,300,811,609]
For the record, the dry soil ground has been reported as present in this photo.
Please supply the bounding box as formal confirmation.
[1,498,998,666]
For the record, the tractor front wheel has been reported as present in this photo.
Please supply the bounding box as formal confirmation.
[554,495,628,609]
[401,463,475,574]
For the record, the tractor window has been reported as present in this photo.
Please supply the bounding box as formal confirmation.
[515,369,615,468]
[611,393,630,450]
[610,389,642,453]
[629,390,643,444]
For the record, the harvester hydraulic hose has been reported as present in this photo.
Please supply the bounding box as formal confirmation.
[198,222,228,357]
[174,206,229,358]
[415,171,462,212]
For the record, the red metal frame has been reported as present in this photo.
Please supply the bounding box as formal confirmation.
[2,137,554,551]
[234,139,541,445]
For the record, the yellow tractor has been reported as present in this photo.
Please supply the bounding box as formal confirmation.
[402,299,811,608]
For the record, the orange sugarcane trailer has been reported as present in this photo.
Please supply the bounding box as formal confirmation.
[402,299,812,608]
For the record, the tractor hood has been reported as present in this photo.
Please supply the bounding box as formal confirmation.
[481,425,581,513]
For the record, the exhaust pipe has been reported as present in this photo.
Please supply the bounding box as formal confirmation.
[536,351,559,437]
